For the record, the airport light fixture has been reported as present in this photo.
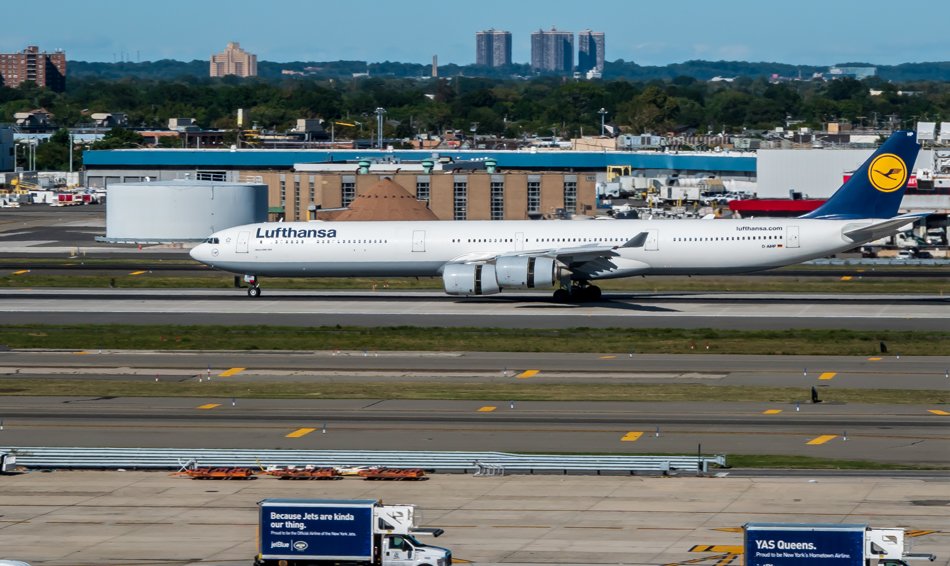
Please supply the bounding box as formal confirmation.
[375,107,386,149]
[598,107,608,137]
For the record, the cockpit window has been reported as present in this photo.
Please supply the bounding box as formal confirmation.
[206,237,220,244]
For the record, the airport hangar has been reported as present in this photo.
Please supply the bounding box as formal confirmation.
[83,146,945,223]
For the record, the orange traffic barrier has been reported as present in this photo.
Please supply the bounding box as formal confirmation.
[358,468,427,480]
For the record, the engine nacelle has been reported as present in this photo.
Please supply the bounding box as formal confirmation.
[442,263,501,296]
[495,256,558,288]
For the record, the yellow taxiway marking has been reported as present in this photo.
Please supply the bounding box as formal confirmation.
[762,409,782,415]
[600,355,617,359]
[516,369,539,379]
[286,428,316,438]
[819,372,837,381]
[840,276,853,281]
[713,527,743,533]
[621,432,643,442]
[72,351,91,355]
[928,410,950,416]
[806,434,838,445]
[477,406,497,412]
[129,270,147,276]
[12,269,30,275]
[906,530,937,537]
[218,367,245,377]
[868,357,883,361]
[689,545,743,554]
[197,403,221,410]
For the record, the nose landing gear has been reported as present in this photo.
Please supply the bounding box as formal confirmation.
[243,275,261,298]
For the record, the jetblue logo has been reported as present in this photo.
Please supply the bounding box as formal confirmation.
[256,227,338,238]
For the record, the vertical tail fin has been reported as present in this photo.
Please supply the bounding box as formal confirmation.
[801,130,920,220]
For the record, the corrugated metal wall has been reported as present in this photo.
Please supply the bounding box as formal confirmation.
[757,148,932,199]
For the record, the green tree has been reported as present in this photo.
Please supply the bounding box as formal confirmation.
[90,127,145,149]
[35,128,74,171]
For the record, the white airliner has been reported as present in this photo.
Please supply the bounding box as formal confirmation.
[190,130,923,300]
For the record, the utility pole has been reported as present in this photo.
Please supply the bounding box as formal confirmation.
[598,108,607,137]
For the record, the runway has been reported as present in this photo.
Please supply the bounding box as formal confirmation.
[0,396,948,464]
[3,288,949,329]
[1,350,948,464]
[3,350,950,389]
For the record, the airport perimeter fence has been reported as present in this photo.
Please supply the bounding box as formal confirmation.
[0,447,727,475]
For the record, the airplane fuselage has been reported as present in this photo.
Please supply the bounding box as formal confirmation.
[190,217,870,281]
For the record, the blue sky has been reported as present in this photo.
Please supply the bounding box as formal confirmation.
[2,0,946,66]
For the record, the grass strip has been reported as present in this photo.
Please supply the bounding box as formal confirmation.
[3,324,949,355]
[2,272,950,293]
[0,379,946,404]
[723,454,949,470]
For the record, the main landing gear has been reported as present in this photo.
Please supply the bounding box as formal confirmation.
[243,275,261,298]
[553,282,602,303]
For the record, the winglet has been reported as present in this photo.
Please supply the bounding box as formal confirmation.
[801,130,920,220]
[621,232,649,248]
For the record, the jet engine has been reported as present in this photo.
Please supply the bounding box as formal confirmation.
[495,256,557,288]
[443,257,560,296]
[442,263,501,296]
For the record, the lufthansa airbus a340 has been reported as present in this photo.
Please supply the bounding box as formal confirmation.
[190,130,924,301]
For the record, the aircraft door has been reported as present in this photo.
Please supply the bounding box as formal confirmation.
[515,232,524,251]
[236,231,249,253]
[383,535,414,566]
[786,226,800,248]
[412,230,426,252]
[645,230,659,251]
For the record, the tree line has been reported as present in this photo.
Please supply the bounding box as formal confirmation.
[3,74,948,171]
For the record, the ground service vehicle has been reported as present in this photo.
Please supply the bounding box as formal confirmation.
[255,499,451,566]
[744,523,935,566]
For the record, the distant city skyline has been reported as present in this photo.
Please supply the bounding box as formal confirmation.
[2,0,947,66]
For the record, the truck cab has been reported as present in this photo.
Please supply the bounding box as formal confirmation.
[382,534,451,566]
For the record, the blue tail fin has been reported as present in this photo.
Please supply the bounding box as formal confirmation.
[801,130,920,220]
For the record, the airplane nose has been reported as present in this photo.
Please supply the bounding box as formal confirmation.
[189,244,205,262]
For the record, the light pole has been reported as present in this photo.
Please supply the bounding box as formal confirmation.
[598,108,608,137]
[374,107,386,149]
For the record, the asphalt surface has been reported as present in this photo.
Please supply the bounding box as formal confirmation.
[3,288,949,330]
[2,471,948,566]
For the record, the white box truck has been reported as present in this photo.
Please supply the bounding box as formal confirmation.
[744,523,935,566]
[255,498,451,566]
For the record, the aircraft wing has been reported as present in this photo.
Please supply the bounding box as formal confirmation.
[842,213,930,243]
[446,232,650,268]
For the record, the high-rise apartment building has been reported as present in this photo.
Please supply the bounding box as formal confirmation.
[0,46,66,91]
[475,29,512,67]
[210,42,258,78]
[577,30,605,74]
[530,28,574,74]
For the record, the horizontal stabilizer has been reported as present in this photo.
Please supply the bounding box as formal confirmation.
[842,213,930,243]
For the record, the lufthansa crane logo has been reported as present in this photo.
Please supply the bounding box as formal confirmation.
[867,153,907,193]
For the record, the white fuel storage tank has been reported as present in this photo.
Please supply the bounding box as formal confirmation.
[105,179,268,242]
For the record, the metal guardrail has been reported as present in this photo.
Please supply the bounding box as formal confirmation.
[0,447,726,475]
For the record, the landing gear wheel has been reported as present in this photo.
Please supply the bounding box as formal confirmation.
[247,286,261,298]
[553,288,571,303]
[585,285,602,301]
